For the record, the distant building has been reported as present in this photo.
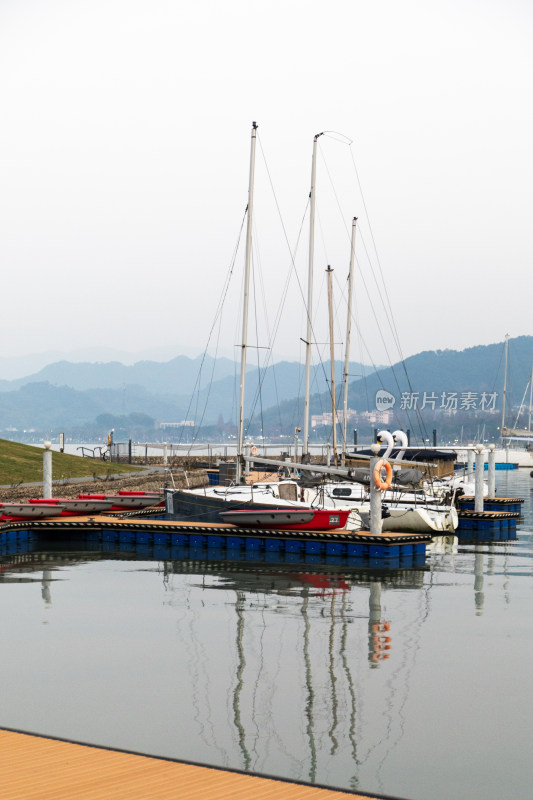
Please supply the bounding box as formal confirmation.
[160,420,195,428]
[311,409,376,428]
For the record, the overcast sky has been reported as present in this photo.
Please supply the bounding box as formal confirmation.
[1,0,532,371]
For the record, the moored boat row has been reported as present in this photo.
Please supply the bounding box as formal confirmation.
[0,491,164,521]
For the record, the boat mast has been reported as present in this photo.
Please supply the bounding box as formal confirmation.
[342,217,357,466]
[326,265,338,465]
[501,333,510,438]
[527,367,533,433]
[302,131,324,462]
[236,121,258,483]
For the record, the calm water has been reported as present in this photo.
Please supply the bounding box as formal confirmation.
[1,471,532,799]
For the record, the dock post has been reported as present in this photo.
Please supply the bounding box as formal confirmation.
[163,442,168,466]
[475,444,485,513]
[369,443,383,535]
[487,444,496,498]
[467,449,475,481]
[43,441,52,499]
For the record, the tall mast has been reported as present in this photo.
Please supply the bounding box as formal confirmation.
[302,131,324,461]
[236,121,258,482]
[326,265,338,465]
[342,217,357,465]
[501,333,510,437]
[527,367,533,433]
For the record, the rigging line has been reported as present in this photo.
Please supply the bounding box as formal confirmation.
[341,245,431,443]
[343,307,424,442]
[318,139,430,442]
[187,309,225,451]
[348,145,406,362]
[178,208,247,451]
[346,161,432,444]
[316,140,408,393]
[513,378,531,429]
[256,137,333,404]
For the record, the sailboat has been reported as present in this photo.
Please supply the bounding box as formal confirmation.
[167,124,354,527]
[492,334,533,467]
[169,125,459,534]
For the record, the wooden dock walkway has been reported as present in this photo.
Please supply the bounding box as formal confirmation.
[0,728,388,799]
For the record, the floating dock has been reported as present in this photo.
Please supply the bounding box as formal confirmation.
[0,514,431,566]
[457,496,524,513]
[0,727,380,799]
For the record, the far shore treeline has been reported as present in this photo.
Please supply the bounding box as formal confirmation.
[1,336,532,445]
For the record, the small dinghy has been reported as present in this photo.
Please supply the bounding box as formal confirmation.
[0,503,63,521]
[219,508,350,531]
[117,491,165,507]
[77,493,160,510]
[28,498,114,515]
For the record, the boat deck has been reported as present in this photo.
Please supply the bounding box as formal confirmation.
[0,728,382,799]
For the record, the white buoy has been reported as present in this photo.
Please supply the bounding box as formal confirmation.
[43,441,52,499]
[487,444,496,499]
[369,443,383,535]
[474,444,485,513]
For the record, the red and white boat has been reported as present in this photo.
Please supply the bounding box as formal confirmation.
[28,498,114,515]
[0,503,63,521]
[219,508,350,531]
[77,493,161,511]
[117,491,164,507]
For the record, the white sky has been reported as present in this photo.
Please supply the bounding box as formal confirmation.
[1,0,532,370]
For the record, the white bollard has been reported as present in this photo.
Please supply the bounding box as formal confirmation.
[43,441,52,499]
[474,444,485,513]
[369,443,383,535]
[487,444,496,499]
[467,449,475,481]
[163,442,168,466]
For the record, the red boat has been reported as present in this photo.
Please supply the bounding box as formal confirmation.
[117,491,164,507]
[77,493,161,511]
[219,508,350,531]
[28,498,114,515]
[0,503,63,521]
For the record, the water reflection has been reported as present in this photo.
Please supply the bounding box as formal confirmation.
[0,472,532,800]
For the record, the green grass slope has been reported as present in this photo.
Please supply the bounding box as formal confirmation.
[0,439,141,485]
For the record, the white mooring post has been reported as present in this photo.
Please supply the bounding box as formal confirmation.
[467,449,475,481]
[474,444,485,513]
[487,444,496,499]
[369,442,383,535]
[43,441,52,499]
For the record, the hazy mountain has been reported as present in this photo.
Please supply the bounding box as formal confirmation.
[255,336,533,437]
[3,338,530,438]
[0,355,238,395]
[0,357,375,431]
[0,344,205,380]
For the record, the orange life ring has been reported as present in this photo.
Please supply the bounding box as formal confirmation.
[373,458,393,491]
[250,446,258,456]
[372,622,391,633]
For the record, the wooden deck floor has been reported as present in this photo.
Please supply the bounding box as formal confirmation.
[0,729,387,799]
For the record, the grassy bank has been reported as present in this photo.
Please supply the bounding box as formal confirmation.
[0,439,141,486]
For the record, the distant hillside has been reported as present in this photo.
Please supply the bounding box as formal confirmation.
[0,354,237,395]
[3,338,531,440]
[254,336,533,439]
[0,356,375,433]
